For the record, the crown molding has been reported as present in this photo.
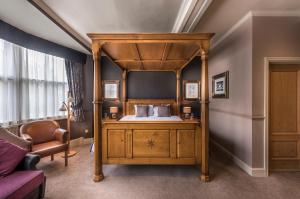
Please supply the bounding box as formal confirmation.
[185,0,213,32]
[172,0,198,33]
[211,10,300,50]
[252,10,300,17]
[172,0,213,33]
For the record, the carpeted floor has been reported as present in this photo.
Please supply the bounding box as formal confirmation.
[37,145,300,199]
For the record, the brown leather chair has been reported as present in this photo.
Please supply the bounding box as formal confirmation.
[20,120,69,166]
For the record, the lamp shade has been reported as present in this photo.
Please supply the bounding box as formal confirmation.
[59,103,67,112]
[183,106,191,114]
[110,107,118,114]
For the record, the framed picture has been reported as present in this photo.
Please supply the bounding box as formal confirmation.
[103,80,120,101]
[183,80,200,101]
[212,71,229,98]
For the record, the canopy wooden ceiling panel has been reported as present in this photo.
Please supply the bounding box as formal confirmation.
[88,33,214,71]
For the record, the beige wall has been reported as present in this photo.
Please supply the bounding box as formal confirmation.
[252,16,300,167]
[209,17,253,166]
[209,15,300,171]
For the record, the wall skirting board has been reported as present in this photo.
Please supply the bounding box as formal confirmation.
[70,137,93,148]
[211,139,267,177]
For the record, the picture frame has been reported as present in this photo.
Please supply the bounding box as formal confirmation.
[102,80,120,101]
[183,80,200,101]
[212,71,229,98]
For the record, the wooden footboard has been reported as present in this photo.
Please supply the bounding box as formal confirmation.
[102,120,201,165]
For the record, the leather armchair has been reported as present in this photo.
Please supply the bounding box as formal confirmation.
[20,120,69,166]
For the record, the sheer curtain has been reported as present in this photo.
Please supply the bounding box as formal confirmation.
[0,39,68,126]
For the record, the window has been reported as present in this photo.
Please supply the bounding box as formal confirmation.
[0,39,68,125]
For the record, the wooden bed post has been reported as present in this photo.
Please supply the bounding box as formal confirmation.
[200,46,210,182]
[176,70,181,116]
[122,69,127,116]
[92,42,104,182]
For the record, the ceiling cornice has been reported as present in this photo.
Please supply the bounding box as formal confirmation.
[211,10,300,50]
[28,0,91,52]
[172,0,213,33]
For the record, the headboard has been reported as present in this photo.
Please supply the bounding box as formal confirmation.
[125,99,178,115]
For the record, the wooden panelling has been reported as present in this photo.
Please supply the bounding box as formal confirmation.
[107,130,126,158]
[126,129,133,158]
[270,71,297,132]
[170,130,177,158]
[102,120,200,165]
[271,141,297,157]
[137,43,165,60]
[177,130,195,158]
[167,43,199,60]
[118,61,141,70]
[133,130,170,158]
[103,43,139,60]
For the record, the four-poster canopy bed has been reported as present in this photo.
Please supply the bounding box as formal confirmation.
[87,33,214,182]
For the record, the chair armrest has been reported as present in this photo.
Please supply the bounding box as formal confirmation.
[54,128,68,143]
[21,133,33,142]
[17,154,40,170]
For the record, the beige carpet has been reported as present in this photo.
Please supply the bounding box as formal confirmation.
[37,145,300,199]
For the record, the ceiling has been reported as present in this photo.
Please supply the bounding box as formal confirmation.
[0,0,299,54]
[0,0,89,54]
[43,0,183,41]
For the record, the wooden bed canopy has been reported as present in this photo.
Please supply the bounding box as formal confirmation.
[87,33,214,183]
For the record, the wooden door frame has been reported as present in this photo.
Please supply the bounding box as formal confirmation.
[264,57,300,175]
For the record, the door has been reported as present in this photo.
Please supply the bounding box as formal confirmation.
[269,64,300,171]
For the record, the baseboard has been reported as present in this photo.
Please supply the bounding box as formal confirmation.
[70,137,93,148]
[252,168,268,177]
[211,139,267,177]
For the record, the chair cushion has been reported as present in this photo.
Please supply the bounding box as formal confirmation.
[0,170,44,199]
[0,139,27,177]
[32,140,67,157]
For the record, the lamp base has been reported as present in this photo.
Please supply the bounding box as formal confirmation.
[61,150,77,158]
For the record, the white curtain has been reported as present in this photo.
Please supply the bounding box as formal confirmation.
[0,39,68,125]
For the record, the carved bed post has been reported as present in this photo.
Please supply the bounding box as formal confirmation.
[92,42,104,182]
[200,46,210,182]
[176,70,181,116]
[122,69,127,115]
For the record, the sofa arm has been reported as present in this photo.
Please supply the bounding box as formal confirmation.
[54,128,68,143]
[0,128,32,151]
[17,154,40,171]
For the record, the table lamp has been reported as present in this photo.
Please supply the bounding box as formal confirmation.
[59,93,77,157]
[110,107,118,119]
[183,106,192,119]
